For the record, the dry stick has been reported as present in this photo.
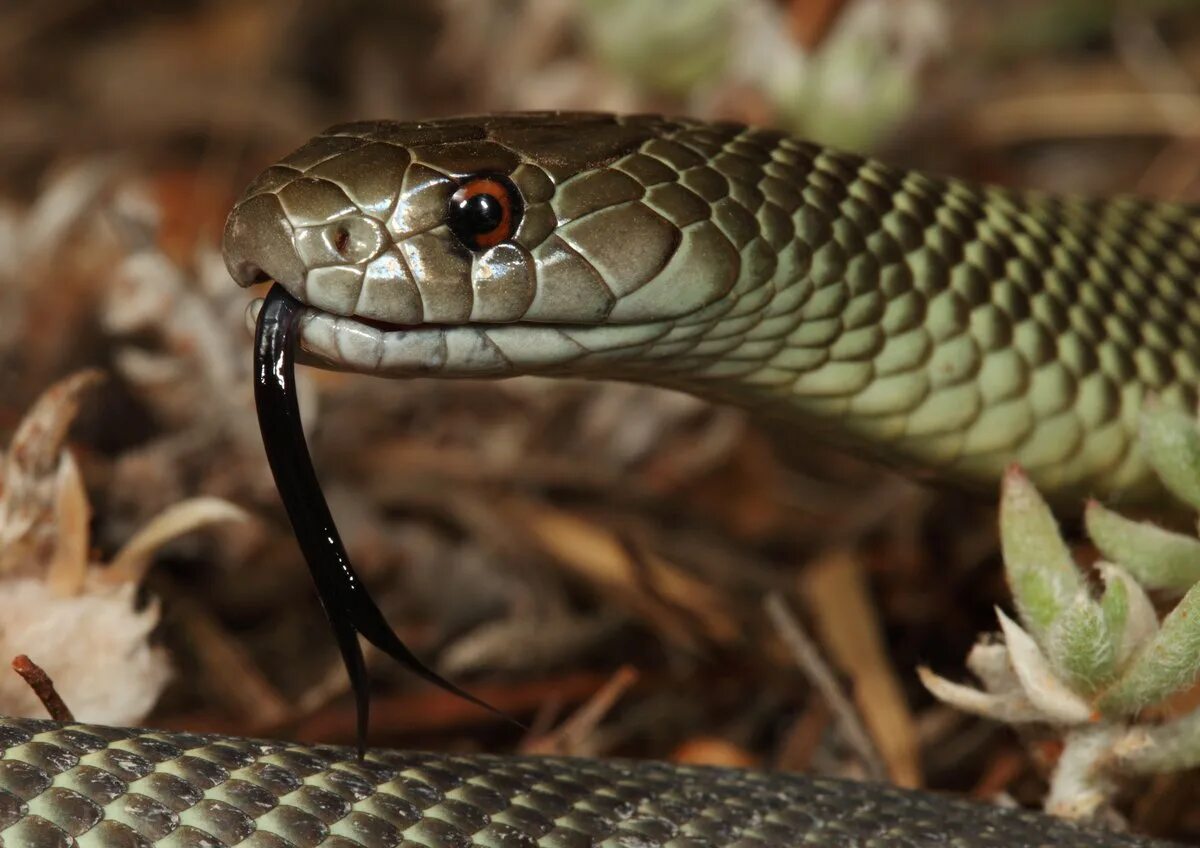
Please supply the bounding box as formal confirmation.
[521,665,640,756]
[259,671,619,743]
[11,655,74,722]
[801,552,922,787]
[787,0,852,50]
[1111,5,1200,199]
[764,593,887,781]
[1113,5,1199,132]
[967,92,1200,147]
[171,594,291,730]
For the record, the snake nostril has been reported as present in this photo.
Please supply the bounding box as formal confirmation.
[241,263,271,284]
[333,226,351,256]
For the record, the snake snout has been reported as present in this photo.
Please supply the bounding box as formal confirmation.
[222,193,308,289]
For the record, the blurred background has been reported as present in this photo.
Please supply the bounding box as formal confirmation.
[2,0,1200,840]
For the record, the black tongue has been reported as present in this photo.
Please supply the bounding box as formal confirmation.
[252,284,516,757]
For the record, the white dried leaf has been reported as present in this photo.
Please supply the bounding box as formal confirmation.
[110,181,161,245]
[997,608,1093,724]
[3,370,102,487]
[0,370,103,574]
[966,639,1019,693]
[104,497,249,584]
[44,451,90,596]
[102,254,181,334]
[113,348,188,387]
[20,160,120,259]
[0,577,170,724]
[918,666,1043,723]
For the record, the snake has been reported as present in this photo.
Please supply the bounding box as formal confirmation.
[3,112,1197,846]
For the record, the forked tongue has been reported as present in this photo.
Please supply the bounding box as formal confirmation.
[253,283,513,755]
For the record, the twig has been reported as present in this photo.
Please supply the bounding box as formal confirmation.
[163,671,626,743]
[170,594,291,730]
[1111,5,1200,199]
[11,655,74,721]
[508,498,740,649]
[971,748,1026,800]
[775,700,832,772]
[521,665,640,755]
[764,593,887,781]
[787,0,852,50]
[1112,5,1199,133]
[967,92,1200,146]
[800,551,922,787]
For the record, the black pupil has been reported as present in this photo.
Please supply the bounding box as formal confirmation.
[456,193,503,234]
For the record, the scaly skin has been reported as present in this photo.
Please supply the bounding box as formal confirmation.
[223,112,1200,501]
[0,717,1172,847]
[52,111,1182,847]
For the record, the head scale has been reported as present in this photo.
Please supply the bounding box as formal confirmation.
[222,113,746,338]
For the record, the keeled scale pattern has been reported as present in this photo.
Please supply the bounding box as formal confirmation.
[0,717,1170,847]
[593,120,1200,500]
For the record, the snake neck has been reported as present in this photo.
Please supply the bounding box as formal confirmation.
[589,142,1200,502]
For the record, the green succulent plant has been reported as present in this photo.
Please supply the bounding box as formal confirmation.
[921,401,1200,821]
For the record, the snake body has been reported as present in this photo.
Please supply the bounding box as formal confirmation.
[0,717,1167,846]
[4,113,1196,845]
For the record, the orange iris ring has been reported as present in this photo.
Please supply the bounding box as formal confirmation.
[452,176,516,249]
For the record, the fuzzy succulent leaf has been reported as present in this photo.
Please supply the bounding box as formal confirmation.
[996,608,1093,724]
[1140,400,1200,511]
[1099,570,1127,654]
[1099,580,1200,715]
[1098,563,1158,668]
[1047,591,1115,695]
[1086,501,1200,595]
[999,466,1083,644]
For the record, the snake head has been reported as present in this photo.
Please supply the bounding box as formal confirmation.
[223,113,757,376]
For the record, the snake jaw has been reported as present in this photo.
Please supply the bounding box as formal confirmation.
[247,297,675,378]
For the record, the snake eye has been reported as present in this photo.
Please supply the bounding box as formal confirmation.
[448,175,522,251]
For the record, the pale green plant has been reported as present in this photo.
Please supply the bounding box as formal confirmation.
[578,0,946,152]
[921,401,1200,822]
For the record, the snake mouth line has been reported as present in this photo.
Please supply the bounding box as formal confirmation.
[248,296,674,376]
[351,314,609,335]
